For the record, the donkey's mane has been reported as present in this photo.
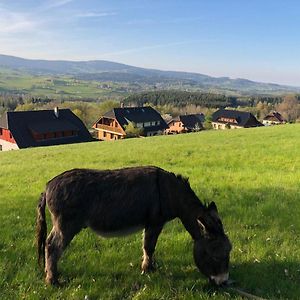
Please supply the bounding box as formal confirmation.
[175,173,205,208]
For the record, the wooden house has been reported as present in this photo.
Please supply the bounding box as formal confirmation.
[93,106,168,141]
[0,107,92,151]
[212,109,263,129]
[166,114,204,134]
[263,111,286,125]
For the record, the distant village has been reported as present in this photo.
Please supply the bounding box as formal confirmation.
[0,104,288,151]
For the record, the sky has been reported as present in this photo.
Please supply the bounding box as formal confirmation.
[0,0,300,86]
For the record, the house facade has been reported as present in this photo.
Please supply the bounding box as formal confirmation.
[0,108,92,151]
[93,106,168,141]
[166,114,204,134]
[262,111,286,125]
[212,109,263,129]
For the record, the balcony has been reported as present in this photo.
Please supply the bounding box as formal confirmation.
[95,124,124,134]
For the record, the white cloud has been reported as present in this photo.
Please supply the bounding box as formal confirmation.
[0,8,37,33]
[76,12,117,18]
[43,0,74,10]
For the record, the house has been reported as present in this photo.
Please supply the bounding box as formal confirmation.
[212,109,263,129]
[263,111,286,125]
[0,107,93,151]
[166,114,204,134]
[93,106,168,141]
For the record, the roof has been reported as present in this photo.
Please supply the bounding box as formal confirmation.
[263,111,286,122]
[212,109,263,127]
[169,114,204,130]
[101,106,168,133]
[0,109,93,148]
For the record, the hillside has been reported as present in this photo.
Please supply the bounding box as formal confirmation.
[0,125,300,299]
[1,54,300,96]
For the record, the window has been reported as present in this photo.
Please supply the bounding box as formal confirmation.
[103,131,106,137]
[0,128,2,135]
[9,132,12,139]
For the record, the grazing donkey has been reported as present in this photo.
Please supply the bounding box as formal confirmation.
[36,166,232,285]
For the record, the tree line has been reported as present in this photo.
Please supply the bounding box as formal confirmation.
[124,90,238,108]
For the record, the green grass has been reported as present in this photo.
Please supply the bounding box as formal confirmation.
[0,69,135,99]
[1,124,300,299]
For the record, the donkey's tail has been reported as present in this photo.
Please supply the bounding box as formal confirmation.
[36,192,47,267]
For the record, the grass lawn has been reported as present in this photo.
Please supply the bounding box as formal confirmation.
[0,124,300,299]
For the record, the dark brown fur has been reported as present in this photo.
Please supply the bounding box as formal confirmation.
[36,166,231,285]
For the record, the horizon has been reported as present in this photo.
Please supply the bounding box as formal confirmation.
[1,52,299,88]
[1,1,300,86]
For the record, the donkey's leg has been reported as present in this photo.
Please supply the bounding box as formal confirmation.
[141,224,163,273]
[45,223,81,285]
[45,227,63,285]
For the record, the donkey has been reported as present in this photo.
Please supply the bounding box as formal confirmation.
[36,166,232,285]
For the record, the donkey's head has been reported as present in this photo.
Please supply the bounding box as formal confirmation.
[193,202,232,285]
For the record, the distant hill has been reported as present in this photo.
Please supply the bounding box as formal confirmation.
[0,54,300,95]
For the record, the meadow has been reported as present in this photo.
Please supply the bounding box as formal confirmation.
[0,67,134,100]
[0,124,299,299]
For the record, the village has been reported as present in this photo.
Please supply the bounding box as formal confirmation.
[0,104,287,151]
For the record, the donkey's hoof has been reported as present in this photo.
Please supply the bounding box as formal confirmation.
[45,276,60,286]
[141,265,155,275]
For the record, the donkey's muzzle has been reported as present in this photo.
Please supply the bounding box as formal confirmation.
[210,273,229,286]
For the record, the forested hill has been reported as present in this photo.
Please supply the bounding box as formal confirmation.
[124,91,238,108]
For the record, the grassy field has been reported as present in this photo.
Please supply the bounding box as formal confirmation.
[0,124,300,299]
[0,68,136,99]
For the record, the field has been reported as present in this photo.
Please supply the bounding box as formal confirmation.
[0,124,300,299]
[0,67,138,100]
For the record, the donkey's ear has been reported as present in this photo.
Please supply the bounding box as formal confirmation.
[197,218,207,235]
[208,201,218,213]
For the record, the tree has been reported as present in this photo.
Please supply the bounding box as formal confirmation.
[276,95,299,122]
[124,121,144,138]
[194,122,202,132]
[256,101,270,120]
[203,114,213,130]
[72,108,84,120]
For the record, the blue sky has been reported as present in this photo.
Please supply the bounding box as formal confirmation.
[0,0,300,85]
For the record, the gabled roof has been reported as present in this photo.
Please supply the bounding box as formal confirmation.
[169,114,204,130]
[0,109,93,148]
[212,109,263,127]
[100,106,168,133]
[263,111,286,122]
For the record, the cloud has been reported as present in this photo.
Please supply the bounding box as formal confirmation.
[0,8,37,33]
[75,12,117,18]
[43,0,74,10]
[126,17,203,26]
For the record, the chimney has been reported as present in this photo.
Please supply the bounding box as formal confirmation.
[54,107,59,118]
